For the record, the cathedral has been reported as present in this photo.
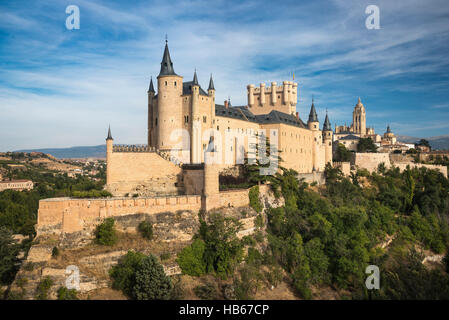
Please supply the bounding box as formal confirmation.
[146,40,332,174]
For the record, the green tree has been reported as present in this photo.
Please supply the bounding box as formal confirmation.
[133,254,173,300]
[334,143,352,162]
[177,239,207,276]
[357,137,378,153]
[109,250,146,298]
[94,218,117,246]
[0,227,20,285]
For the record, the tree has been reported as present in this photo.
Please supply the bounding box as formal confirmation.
[109,250,146,298]
[133,254,173,300]
[94,218,117,246]
[334,143,352,162]
[177,239,206,276]
[416,139,431,150]
[0,227,20,285]
[357,137,377,153]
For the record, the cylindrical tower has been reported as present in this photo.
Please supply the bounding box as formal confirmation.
[260,83,266,105]
[106,126,113,185]
[247,84,255,107]
[323,113,333,166]
[271,82,277,105]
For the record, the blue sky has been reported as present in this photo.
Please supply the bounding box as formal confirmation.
[1,0,449,151]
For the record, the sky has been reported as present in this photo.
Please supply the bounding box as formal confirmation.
[1,0,449,151]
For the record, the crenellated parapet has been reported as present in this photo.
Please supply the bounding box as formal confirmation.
[112,144,155,153]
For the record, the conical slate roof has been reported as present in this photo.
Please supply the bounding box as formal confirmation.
[193,70,199,85]
[148,76,155,93]
[106,125,113,140]
[158,41,177,76]
[208,74,215,90]
[323,112,332,131]
[308,99,318,123]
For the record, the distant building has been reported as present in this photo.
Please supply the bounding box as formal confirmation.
[0,180,34,192]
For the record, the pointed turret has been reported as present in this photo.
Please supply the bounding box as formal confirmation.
[308,98,318,123]
[148,76,155,93]
[386,124,391,133]
[106,125,113,140]
[208,74,215,91]
[323,111,332,131]
[158,40,177,76]
[193,69,199,86]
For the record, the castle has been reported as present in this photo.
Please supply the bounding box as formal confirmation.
[105,40,333,197]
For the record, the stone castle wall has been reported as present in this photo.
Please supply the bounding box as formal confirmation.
[106,150,183,196]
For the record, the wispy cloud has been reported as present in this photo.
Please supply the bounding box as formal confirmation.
[1,0,449,150]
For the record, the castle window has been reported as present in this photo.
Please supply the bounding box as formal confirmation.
[314,125,317,129]
[203,144,206,150]
[217,126,219,130]
[155,118,158,126]
[165,81,168,86]
[184,115,189,123]
[203,116,207,123]
[174,81,177,86]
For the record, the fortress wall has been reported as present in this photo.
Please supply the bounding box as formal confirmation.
[183,167,204,195]
[38,195,202,234]
[333,162,351,176]
[353,152,391,172]
[219,189,250,208]
[394,163,447,178]
[107,151,182,196]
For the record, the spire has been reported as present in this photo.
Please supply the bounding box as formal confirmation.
[308,98,318,123]
[106,125,113,140]
[323,111,331,131]
[193,69,199,85]
[358,96,361,104]
[386,124,391,133]
[148,76,155,93]
[158,39,177,76]
[208,74,215,91]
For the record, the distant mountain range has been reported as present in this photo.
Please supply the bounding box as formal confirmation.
[14,134,449,159]
[396,135,449,150]
[16,145,106,159]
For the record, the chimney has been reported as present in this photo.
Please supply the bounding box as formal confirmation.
[295,112,299,120]
[224,100,228,108]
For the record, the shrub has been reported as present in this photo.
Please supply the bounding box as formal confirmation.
[72,190,112,198]
[35,276,53,300]
[51,246,59,258]
[133,254,173,300]
[94,218,117,246]
[177,239,206,276]
[0,227,20,285]
[193,282,217,300]
[109,250,146,298]
[57,286,78,300]
[249,186,263,213]
[138,221,153,240]
[160,252,171,261]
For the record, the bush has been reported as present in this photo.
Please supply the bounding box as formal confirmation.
[51,246,59,258]
[177,239,206,276]
[133,254,173,300]
[138,221,153,240]
[109,250,146,298]
[94,218,117,246]
[35,276,53,300]
[249,186,263,213]
[193,282,218,300]
[72,190,112,198]
[57,286,78,300]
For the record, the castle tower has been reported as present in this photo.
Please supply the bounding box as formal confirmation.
[156,40,183,150]
[106,125,113,185]
[202,151,220,211]
[323,111,333,165]
[308,98,321,171]
[147,76,155,146]
[291,82,298,114]
[191,70,201,164]
[352,97,366,136]
[208,74,216,146]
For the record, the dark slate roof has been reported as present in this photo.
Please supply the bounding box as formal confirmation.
[193,70,199,85]
[215,105,307,128]
[336,130,353,134]
[256,110,307,128]
[148,77,155,93]
[323,113,331,131]
[158,42,177,76]
[182,81,209,96]
[308,101,318,123]
[208,74,215,91]
[339,134,360,141]
[106,125,113,140]
[215,104,256,122]
[386,125,391,133]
